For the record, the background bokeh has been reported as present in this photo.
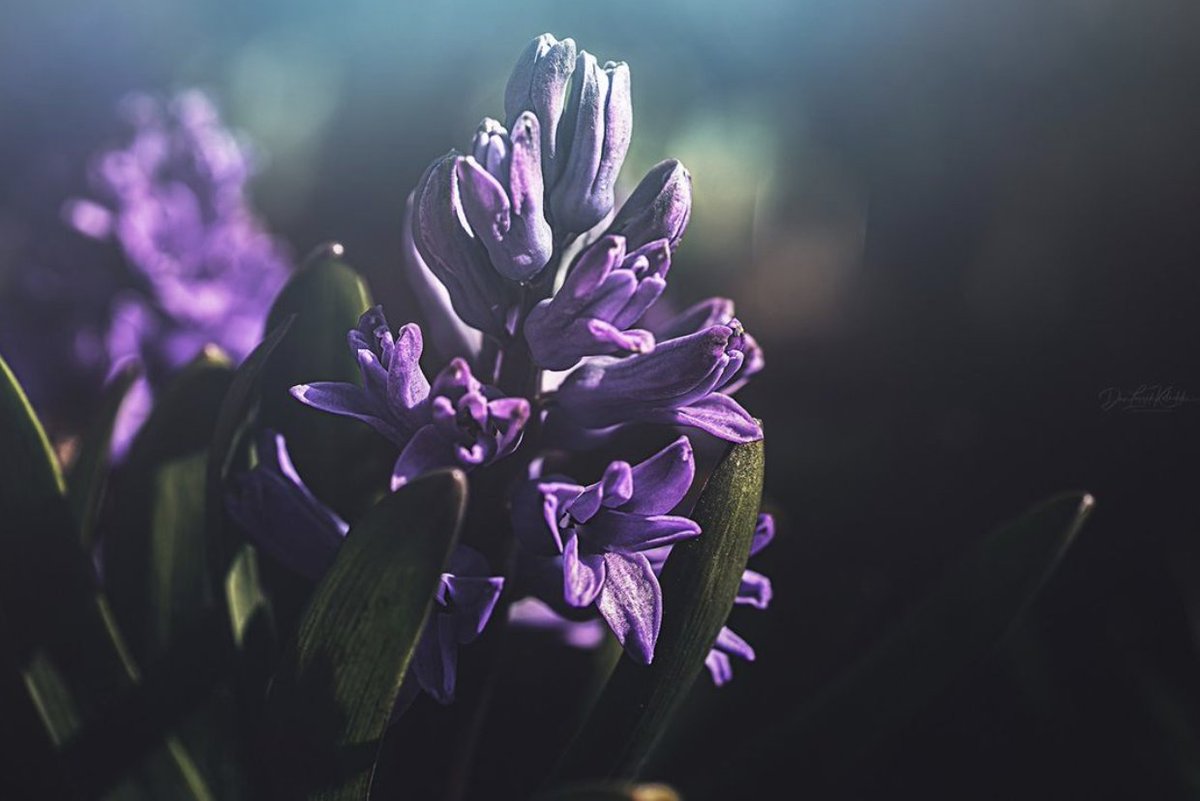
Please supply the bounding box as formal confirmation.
[4,1,1200,797]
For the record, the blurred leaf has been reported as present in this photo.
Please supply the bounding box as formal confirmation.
[105,349,233,660]
[0,351,65,511]
[226,544,273,652]
[260,244,377,518]
[126,346,234,468]
[206,315,294,591]
[147,453,211,661]
[0,352,212,799]
[534,781,682,801]
[554,438,765,782]
[263,469,467,800]
[724,492,1094,792]
[69,362,140,551]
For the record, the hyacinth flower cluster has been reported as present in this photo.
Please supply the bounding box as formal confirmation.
[233,32,767,704]
[65,90,291,452]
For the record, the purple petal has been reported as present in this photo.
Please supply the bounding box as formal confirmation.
[605,159,692,251]
[585,509,701,552]
[705,649,734,687]
[402,193,483,363]
[715,625,756,662]
[507,597,606,649]
[623,436,695,515]
[648,297,735,341]
[386,323,431,418]
[504,34,577,181]
[568,459,634,522]
[596,551,662,664]
[390,425,458,489]
[226,434,347,581]
[290,382,404,444]
[563,533,606,607]
[412,613,458,704]
[443,574,505,644]
[649,393,763,443]
[750,513,775,557]
[736,569,773,610]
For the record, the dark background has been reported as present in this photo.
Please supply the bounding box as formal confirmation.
[4,1,1200,797]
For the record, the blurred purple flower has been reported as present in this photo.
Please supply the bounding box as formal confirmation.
[524,234,668,370]
[705,512,774,686]
[62,90,291,453]
[512,436,700,663]
[291,306,530,489]
[227,431,504,705]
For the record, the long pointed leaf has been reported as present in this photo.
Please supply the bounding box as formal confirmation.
[0,352,211,799]
[720,491,1094,793]
[260,245,376,518]
[554,438,765,782]
[264,469,468,800]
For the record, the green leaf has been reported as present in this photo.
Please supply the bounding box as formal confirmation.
[104,349,234,660]
[533,782,682,801]
[0,352,212,800]
[0,352,65,512]
[146,453,211,661]
[263,469,468,800]
[723,492,1094,792]
[260,244,377,517]
[69,362,140,550]
[206,315,294,584]
[554,438,765,782]
[126,346,234,468]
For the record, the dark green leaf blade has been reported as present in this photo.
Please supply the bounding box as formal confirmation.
[264,469,468,801]
[725,491,1094,792]
[0,352,212,799]
[0,352,65,511]
[260,244,376,517]
[554,438,765,782]
[104,348,234,662]
[69,362,140,550]
[205,315,294,596]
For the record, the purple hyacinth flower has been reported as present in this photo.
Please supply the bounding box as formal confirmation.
[291,307,530,489]
[605,160,692,252]
[226,432,504,705]
[504,33,577,185]
[457,116,553,282]
[551,321,763,444]
[412,152,520,339]
[226,431,349,580]
[705,512,775,686]
[507,597,607,649]
[524,234,669,370]
[548,52,633,234]
[647,297,764,394]
[62,90,291,455]
[401,192,483,364]
[410,546,506,704]
[512,436,700,663]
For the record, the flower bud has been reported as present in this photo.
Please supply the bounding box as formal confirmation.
[504,33,577,182]
[456,114,553,282]
[548,52,633,234]
[606,159,692,251]
[412,151,519,338]
[524,235,669,370]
